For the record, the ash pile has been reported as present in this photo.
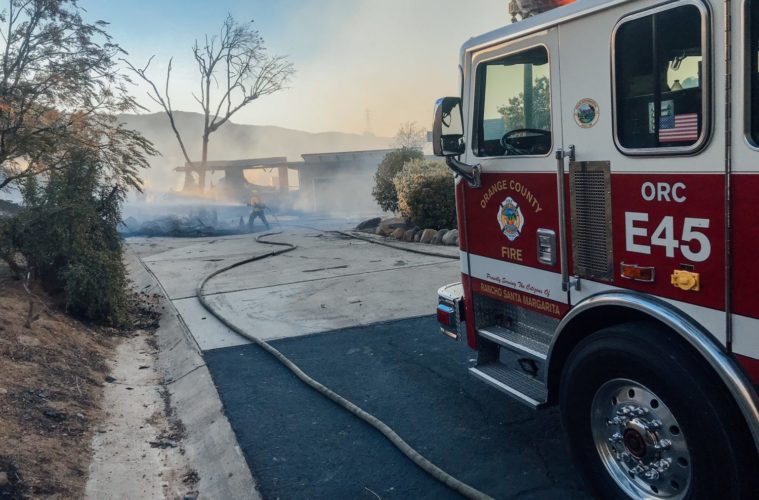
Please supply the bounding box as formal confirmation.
[119,204,261,237]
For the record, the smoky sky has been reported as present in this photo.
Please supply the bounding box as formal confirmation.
[81,0,506,136]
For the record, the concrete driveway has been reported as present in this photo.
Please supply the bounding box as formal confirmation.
[128,228,588,499]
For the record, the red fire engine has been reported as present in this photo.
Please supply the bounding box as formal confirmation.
[433,0,759,497]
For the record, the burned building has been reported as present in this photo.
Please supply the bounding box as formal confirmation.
[176,149,395,214]
[175,157,299,204]
[292,149,394,214]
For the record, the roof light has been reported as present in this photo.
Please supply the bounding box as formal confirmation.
[508,0,576,22]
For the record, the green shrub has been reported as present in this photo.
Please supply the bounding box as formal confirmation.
[60,250,129,325]
[393,159,456,230]
[372,147,424,212]
[6,149,132,326]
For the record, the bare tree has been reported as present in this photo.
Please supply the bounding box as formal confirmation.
[0,0,155,191]
[127,14,294,192]
[393,121,427,150]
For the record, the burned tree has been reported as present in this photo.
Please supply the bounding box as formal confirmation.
[0,0,154,191]
[393,121,427,151]
[127,14,294,192]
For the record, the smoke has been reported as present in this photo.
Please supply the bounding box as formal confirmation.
[119,111,393,195]
[120,184,387,238]
[107,0,510,229]
[117,113,394,236]
[289,173,385,219]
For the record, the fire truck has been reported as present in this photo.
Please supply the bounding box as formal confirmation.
[432,0,759,497]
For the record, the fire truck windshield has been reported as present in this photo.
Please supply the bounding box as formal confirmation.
[474,46,551,157]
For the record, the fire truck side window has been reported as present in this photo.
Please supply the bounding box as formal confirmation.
[749,0,759,144]
[614,4,707,152]
[474,46,551,157]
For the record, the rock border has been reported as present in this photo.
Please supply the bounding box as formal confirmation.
[358,217,459,247]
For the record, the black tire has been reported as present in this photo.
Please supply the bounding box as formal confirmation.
[559,322,759,499]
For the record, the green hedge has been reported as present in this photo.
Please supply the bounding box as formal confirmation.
[371,148,424,213]
[2,150,131,326]
[393,159,456,230]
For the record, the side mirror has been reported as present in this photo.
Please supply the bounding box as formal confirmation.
[433,97,465,157]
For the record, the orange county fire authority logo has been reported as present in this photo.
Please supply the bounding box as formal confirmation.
[498,196,524,241]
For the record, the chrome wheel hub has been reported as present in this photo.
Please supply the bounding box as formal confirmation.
[591,379,691,498]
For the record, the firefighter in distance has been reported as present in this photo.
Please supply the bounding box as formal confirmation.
[247,191,270,231]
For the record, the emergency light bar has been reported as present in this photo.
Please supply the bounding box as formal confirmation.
[508,0,576,22]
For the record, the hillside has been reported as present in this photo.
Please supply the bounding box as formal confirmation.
[118,111,393,191]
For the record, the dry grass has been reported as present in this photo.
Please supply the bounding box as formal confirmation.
[0,276,116,498]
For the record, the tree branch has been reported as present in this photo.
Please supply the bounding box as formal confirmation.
[123,56,194,168]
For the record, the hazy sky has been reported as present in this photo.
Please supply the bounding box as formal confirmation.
[80,0,506,137]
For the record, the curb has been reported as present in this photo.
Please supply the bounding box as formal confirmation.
[125,249,260,499]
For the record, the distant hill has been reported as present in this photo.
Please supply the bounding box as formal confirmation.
[118,111,393,191]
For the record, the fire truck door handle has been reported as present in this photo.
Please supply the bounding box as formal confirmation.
[556,145,579,292]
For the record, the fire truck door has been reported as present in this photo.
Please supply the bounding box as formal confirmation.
[463,28,569,317]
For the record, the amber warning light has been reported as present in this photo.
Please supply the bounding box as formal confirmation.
[620,263,656,282]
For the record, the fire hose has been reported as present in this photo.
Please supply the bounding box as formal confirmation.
[196,230,493,500]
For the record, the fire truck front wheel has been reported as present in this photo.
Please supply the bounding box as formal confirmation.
[559,322,759,500]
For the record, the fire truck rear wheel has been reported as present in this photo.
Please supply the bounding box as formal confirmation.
[559,322,759,500]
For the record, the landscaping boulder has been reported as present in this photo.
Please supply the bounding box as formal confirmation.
[355,217,381,231]
[375,216,410,236]
[442,229,459,246]
[431,229,449,245]
[391,227,406,239]
[420,228,437,244]
[414,231,422,242]
[403,229,417,242]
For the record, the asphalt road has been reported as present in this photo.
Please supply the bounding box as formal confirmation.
[205,316,589,499]
[132,228,589,499]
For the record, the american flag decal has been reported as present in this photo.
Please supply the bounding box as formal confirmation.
[659,113,699,142]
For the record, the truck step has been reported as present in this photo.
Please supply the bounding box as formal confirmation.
[470,362,548,409]
[478,325,550,360]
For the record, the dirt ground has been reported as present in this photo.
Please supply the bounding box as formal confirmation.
[0,274,158,499]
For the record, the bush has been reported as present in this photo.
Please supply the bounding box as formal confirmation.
[372,147,424,212]
[393,159,456,230]
[4,149,132,326]
[60,251,129,325]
